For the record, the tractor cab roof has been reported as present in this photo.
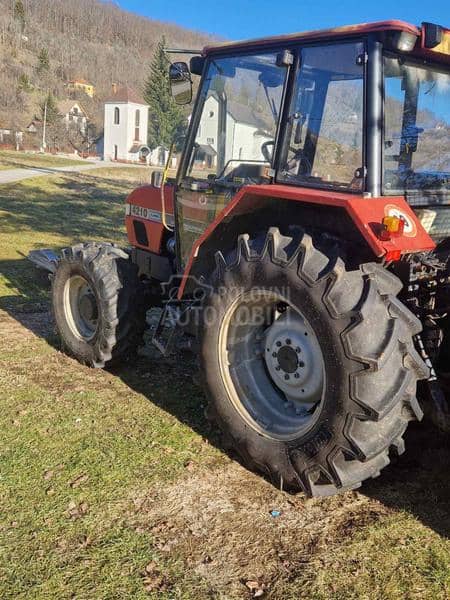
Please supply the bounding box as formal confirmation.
[202,20,450,65]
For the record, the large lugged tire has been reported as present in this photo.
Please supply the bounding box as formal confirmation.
[199,228,429,497]
[52,242,145,368]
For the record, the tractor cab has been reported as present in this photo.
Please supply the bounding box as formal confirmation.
[169,21,450,267]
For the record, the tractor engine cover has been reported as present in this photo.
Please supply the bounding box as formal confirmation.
[125,183,175,255]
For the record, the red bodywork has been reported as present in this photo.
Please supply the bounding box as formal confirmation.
[177,185,435,298]
[125,184,174,254]
[125,183,436,299]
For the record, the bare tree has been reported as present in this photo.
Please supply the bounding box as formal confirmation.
[0,0,217,142]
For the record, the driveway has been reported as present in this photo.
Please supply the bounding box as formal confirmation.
[0,160,130,184]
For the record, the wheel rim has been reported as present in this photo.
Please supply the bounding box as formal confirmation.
[63,274,99,341]
[218,289,325,441]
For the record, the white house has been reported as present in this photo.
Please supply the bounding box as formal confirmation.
[103,85,149,162]
[58,101,88,134]
[0,127,23,149]
[194,95,273,170]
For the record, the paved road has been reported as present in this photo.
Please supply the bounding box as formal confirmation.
[0,160,140,185]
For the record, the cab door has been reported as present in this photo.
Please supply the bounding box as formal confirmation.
[175,51,291,268]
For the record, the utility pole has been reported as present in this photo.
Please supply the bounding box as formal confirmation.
[41,95,48,152]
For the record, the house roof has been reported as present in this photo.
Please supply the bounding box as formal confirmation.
[206,94,272,132]
[57,100,88,116]
[106,85,146,105]
[198,143,217,156]
[227,102,271,131]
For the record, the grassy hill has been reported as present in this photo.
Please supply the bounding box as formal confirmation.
[0,0,216,135]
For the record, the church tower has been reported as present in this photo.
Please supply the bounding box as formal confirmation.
[103,84,149,162]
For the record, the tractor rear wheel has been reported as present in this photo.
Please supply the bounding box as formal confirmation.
[52,242,145,368]
[199,228,429,497]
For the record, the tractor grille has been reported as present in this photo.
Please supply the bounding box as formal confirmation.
[133,220,148,246]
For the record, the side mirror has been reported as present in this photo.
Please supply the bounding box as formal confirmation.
[169,62,192,105]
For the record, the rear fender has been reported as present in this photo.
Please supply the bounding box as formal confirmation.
[178,184,435,298]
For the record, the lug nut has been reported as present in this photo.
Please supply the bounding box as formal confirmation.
[276,341,282,347]
[272,352,277,358]
[284,374,290,380]
[294,373,300,379]
[295,347,301,353]
[286,338,291,345]
[299,361,305,367]
[275,366,281,371]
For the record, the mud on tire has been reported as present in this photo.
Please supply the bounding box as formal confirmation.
[199,228,429,497]
[52,242,145,368]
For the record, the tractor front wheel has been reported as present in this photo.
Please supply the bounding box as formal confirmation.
[199,228,429,497]
[52,242,145,368]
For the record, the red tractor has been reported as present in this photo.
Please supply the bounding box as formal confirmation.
[51,20,450,497]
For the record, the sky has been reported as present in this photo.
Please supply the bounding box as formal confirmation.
[118,0,449,41]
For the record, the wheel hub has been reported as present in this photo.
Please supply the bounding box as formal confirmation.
[275,345,299,374]
[218,290,325,441]
[79,292,97,322]
[63,275,99,341]
[264,311,323,404]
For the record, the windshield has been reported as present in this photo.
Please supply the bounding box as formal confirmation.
[384,56,450,196]
[185,52,288,184]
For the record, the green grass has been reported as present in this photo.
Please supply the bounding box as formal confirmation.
[0,171,448,599]
[89,165,153,186]
[0,150,87,170]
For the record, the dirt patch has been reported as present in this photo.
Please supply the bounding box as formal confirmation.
[129,461,390,598]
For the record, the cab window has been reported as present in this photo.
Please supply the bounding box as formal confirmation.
[279,42,365,191]
[185,52,288,184]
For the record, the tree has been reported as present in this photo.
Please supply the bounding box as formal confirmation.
[37,93,65,150]
[143,36,187,149]
[18,73,32,93]
[68,121,98,155]
[36,48,50,76]
[39,92,60,124]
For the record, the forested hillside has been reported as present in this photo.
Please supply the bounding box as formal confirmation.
[0,0,215,135]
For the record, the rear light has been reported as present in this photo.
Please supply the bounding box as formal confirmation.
[380,215,405,240]
[385,249,402,262]
[386,30,418,52]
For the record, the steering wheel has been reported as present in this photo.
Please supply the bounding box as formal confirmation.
[286,147,312,176]
[261,140,275,163]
